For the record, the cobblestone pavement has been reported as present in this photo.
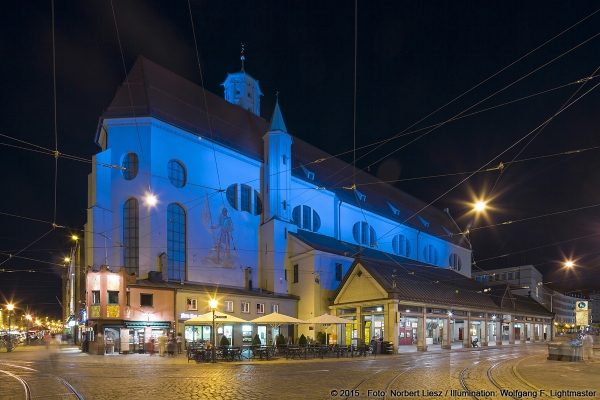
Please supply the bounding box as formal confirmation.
[1,344,598,399]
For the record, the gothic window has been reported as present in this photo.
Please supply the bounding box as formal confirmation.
[392,234,411,257]
[253,191,262,215]
[168,159,186,188]
[423,244,438,265]
[121,152,139,180]
[352,222,377,247]
[312,210,321,232]
[123,198,139,275]
[241,184,251,212]
[226,184,238,210]
[167,203,186,281]
[292,205,321,232]
[449,253,461,271]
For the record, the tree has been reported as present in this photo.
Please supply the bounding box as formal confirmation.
[316,331,327,345]
[299,334,307,345]
[275,334,286,346]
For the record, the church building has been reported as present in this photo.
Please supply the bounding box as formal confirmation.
[82,55,511,353]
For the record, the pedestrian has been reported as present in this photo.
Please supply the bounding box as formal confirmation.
[582,334,594,361]
[43,332,51,349]
[167,334,175,356]
[158,332,167,357]
[176,333,183,354]
[149,337,155,356]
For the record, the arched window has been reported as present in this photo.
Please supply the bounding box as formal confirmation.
[121,153,139,180]
[123,198,139,274]
[241,184,252,212]
[392,234,411,257]
[291,205,321,232]
[168,159,186,188]
[312,210,321,232]
[352,222,377,247]
[253,191,262,215]
[167,203,186,281]
[226,184,238,210]
[449,253,461,271]
[423,244,438,265]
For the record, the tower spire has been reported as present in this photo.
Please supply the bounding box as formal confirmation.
[240,43,245,72]
[269,93,287,133]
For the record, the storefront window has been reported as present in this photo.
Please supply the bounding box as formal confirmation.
[242,325,253,343]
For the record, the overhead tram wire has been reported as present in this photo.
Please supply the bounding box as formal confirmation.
[188,1,227,210]
[356,29,600,182]
[474,230,600,265]
[0,2,63,272]
[324,8,600,190]
[278,18,600,222]
[375,79,600,246]
[486,62,600,198]
[351,144,600,187]
[110,0,156,214]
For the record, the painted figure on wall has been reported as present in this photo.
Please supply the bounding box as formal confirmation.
[202,193,238,268]
[212,208,234,260]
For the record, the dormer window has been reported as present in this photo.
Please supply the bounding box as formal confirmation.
[387,202,400,216]
[301,165,315,180]
[355,189,366,202]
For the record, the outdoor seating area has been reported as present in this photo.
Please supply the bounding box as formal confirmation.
[186,343,374,363]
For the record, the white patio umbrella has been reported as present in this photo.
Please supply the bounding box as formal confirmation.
[304,313,352,345]
[184,310,248,324]
[249,312,305,328]
[250,312,305,344]
[184,311,248,346]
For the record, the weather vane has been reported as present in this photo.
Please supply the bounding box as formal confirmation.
[240,43,245,71]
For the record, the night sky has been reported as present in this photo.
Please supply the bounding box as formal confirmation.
[2,1,600,317]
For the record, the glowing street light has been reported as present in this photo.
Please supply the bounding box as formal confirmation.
[209,299,218,363]
[474,201,487,212]
[144,192,158,207]
[565,261,574,268]
[6,304,14,352]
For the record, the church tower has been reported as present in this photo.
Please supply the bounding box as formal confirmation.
[262,97,293,222]
[259,98,294,295]
[221,45,263,116]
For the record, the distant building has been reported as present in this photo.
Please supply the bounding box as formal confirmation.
[471,264,583,327]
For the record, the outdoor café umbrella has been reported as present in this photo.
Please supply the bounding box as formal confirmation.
[249,312,305,328]
[184,310,248,324]
[184,311,248,343]
[304,313,352,346]
[250,312,305,343]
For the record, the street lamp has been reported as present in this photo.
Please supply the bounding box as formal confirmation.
[6,304,14,352]
[25,314,32,345]
[209,299,218,363]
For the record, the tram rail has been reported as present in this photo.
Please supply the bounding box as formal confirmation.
[0,361,84,400]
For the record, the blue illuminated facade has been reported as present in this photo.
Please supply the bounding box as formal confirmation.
[85,56,472,339]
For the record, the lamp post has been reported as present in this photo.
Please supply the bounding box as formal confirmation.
[209,299,218,363]
[6,304,14,352]
[25,314,32,345]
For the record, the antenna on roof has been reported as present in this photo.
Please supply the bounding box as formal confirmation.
[240,43,246,71]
